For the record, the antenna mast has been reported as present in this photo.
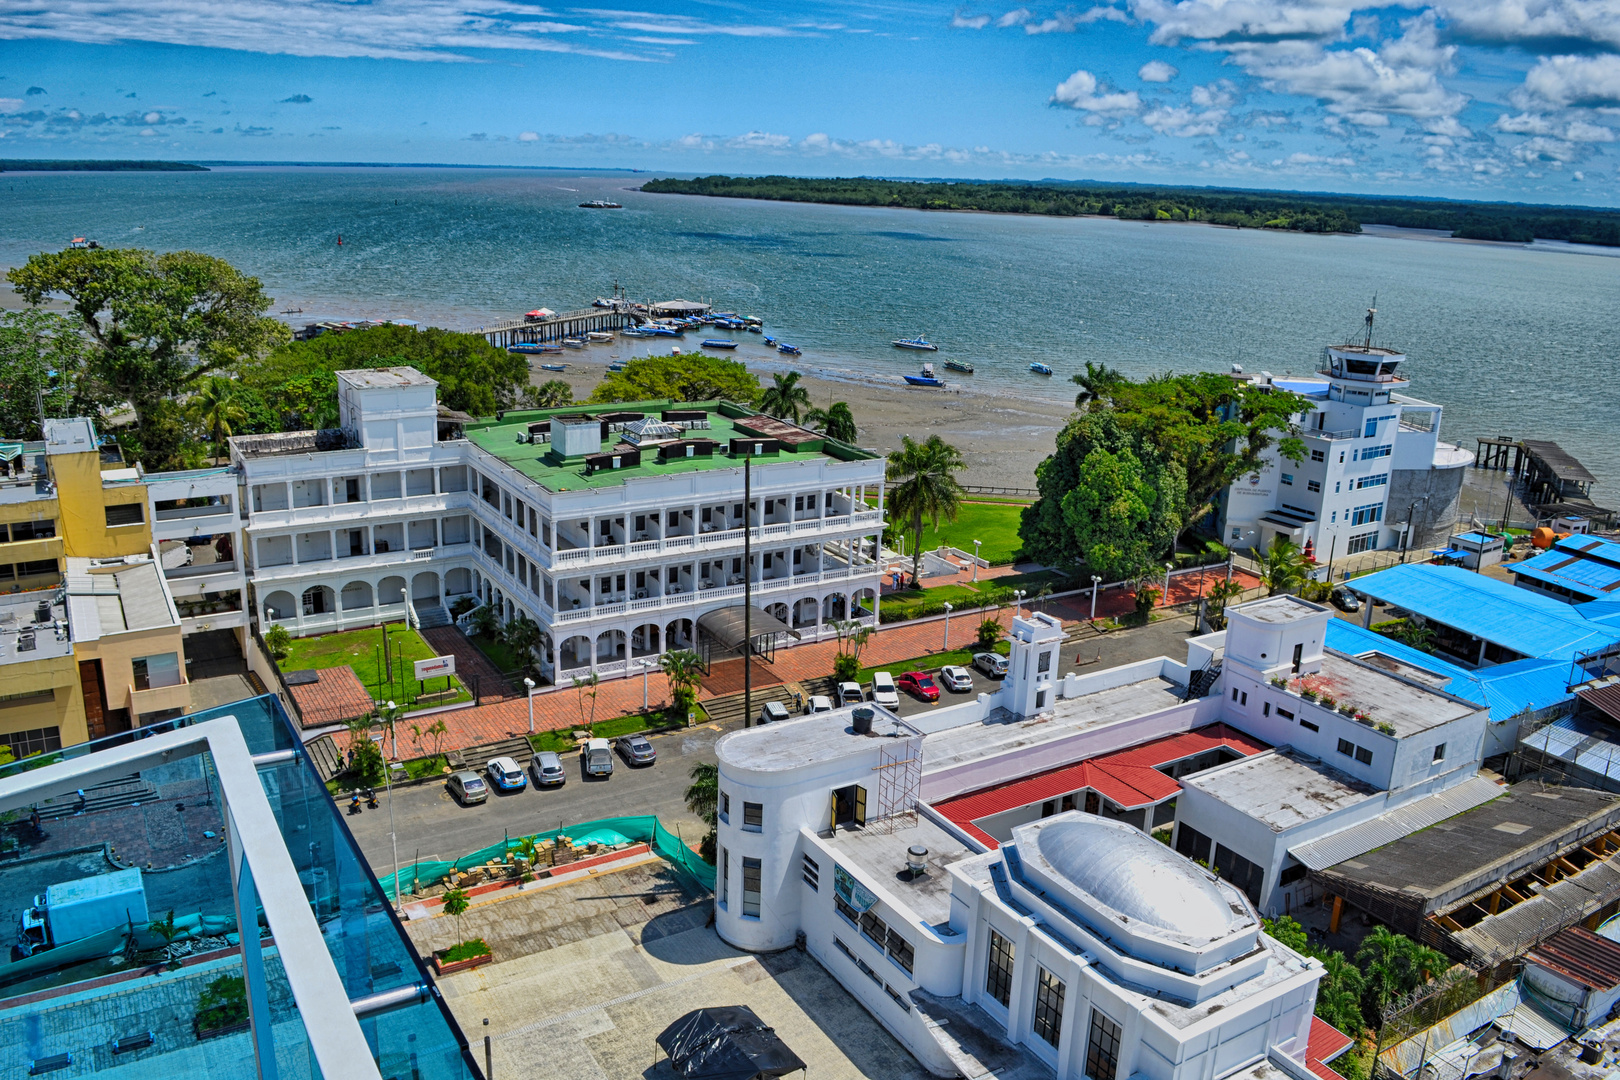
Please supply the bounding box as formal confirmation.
[1363,294,1377,349]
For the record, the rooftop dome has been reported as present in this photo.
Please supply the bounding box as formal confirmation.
[1033,818,1248,941]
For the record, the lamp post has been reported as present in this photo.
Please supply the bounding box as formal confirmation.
[1014,590,1025,619]
[942,602,953,651]
[523,677,535,734]
[972,539,982,583]
[380,705,400,915]
[1400,497,1429,564]
[1164,563,1173,598]
[640,658,655,711]
[1090,575,1102,621]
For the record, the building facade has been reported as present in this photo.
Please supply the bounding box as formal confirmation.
[232,367,886,681]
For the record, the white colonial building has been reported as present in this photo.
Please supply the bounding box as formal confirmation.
[230,367,886,681]
[1219,321,1473,562]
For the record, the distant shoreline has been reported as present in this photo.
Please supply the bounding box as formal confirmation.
[0,159,208,172]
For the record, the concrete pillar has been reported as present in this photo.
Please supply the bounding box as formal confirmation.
[1361,600,1373,629]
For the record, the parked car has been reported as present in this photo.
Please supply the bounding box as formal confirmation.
[446,770,488,805]
[897,671,940,702]
[616,733,657,766]
[938,665,974,692]
[583,738,614,777]
[806,694,834,713]
[973,652,1009,678]
[837,681,865,705]
[870,671,900,708]
[759,700,791,724]
[484,756,527,792]
[1331,586,1361,613]
[529,751,566,787]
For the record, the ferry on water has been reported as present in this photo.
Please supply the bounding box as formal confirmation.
[892,336,938,352]
[944,359,974,374]
[579,200,622,209]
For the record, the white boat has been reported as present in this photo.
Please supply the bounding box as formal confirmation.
[587,331,614,342]
[892,336,938,352]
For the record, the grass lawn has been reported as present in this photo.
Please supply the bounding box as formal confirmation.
[527,705,710,753]
[467,633,522,672]
[280,625,472,710]
[880,583,986,622]
[905,501,1026,565]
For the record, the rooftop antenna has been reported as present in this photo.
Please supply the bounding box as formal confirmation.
[1363,294,1377,349]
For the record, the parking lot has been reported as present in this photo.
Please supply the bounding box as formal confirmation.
[862,657,1007,720]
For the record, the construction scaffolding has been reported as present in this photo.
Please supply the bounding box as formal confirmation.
[871,738,922,834]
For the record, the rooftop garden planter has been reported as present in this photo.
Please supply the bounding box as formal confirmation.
[433,938,492,976]
[194,974,249,1041]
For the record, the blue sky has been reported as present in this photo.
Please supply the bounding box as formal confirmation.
[1,1,1618,204]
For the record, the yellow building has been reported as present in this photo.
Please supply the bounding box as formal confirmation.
[0,418,184,757]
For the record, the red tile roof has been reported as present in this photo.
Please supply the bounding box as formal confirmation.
[1307,1017,1356,1080]
[932,724,1270,848]
[286,665,377,729]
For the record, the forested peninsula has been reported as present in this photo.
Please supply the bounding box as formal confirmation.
[0,160,208,172]
[641,175,1620,246]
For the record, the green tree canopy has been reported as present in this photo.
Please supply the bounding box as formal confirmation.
[760,370,811,423]
[887,434,966,586]
[0,309,107,440]
[7,248,288,467]
[587,353,761,405]
[806,401,857,443]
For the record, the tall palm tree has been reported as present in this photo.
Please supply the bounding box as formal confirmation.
[684,761,720,863]
[529,379,573,408]
[807,401,858,442]
[760,370,811,423]
[1251,536,1309,596]
[187,376,248,463]
[1072,361,1124,407]
[886,434,966,586]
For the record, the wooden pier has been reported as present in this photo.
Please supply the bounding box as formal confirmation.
[1474,436,1518,471]
[478,307,639,348]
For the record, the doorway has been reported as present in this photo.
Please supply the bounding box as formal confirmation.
[832,784,867,829]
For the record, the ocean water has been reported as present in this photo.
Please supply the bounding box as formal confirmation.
[3,165,1615,490]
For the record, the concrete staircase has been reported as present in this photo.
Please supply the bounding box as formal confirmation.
[449,736,535,771]
[413,603,452,629]
[34,775,160,820]
[304,734,346,782]
[701,686,797,728]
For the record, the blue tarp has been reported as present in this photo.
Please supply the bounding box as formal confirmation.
[1348,565,1620,661]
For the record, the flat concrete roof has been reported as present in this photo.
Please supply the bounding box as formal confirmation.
[717,706,919,772]
[827,814,974,928]
[0,590,71,666]
[922,677,1187,773]
[337,366,436,389]
[1316,781,1620,909]
[1302,652,1479,737]
[1183,749,1376,832]
[64,557,176,641]
[1232,596,1329,625]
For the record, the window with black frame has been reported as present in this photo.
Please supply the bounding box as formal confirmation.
[985,929,1015,1006]
[1033,967,1065,1047]
[1084,1008,1122,1080]
[741,857,761,917]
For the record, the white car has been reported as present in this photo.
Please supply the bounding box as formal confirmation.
[484,756,527,792]
[870,671,900,709]
[938,665,974,692]
[806,694,834,713]
[837,681,865,705]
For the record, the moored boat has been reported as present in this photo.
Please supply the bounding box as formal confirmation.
[893,336,938,352]
[944,359,974,374]
[562,338,587,349]
[776,343,801,356]
[608,361,627,372]
[587,331,614,342]
[540,362,568,372]
[1030,362,1053,376]
[702,339,739,350]
[579,200,622,209]
[509,343,550,354]
[904,362,946,387]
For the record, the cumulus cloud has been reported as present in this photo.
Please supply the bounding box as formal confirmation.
[1131,0,1355,48]
[281,93,313,103]
[1142,104,1224,136]
[518,130,538,141]
[1436,0,1620,54]
[980,5,1127,33]
[1052,69,1141,115]
[951,10,991,29]
[1138,60,1178,82]
[0,97,23,113]
[1514,54,1620,110]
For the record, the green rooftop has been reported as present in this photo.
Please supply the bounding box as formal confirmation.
[462,399,877,493]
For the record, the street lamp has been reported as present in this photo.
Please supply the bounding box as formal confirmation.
[1400,497,1429,564]
[972,539,982,583]
[1164,563,1173,598]
[639,658,656,711]
[1090,575,1102,621]
[523,677,536,734]
[942,602,953,651]
[380,704,400,916]
[1014,590,1025,619]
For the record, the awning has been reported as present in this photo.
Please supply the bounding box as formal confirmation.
[697,605,800,651]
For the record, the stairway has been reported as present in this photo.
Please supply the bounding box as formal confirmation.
[700,687,797,727]
[413,603,452,629]
[304,734,346,782]
[449,736,535,770]
[34,775,160,820]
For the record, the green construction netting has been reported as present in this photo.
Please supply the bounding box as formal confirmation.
[378,814,713,900]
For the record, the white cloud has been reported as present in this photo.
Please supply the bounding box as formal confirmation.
[1436,0,1620,53]
[1052,69,1141,115]
[143,110,161,123]
[1190,79,1238,108]
[518,130,538,141]
[728,130,790,149]
[1138,60,1178,82]
[951,9,991,29]
[1141,104,1225,136]
[1515,54,1620,110]
[1129,0,1354,48]
[0,98,24,113]
[996,8,1033,28]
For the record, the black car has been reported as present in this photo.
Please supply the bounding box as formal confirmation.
[616,733,657,766]
[1331,586,1361,613]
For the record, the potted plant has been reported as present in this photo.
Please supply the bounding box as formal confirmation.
[1375,720,1395,734]
[1301,688,1319,702]
[194,974,250,1040]
[1269,677,1287,689]
[1338,704,1356,717]
[432,886,494,974]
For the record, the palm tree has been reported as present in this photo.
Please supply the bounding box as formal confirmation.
[528,379,573,408]
[1203,578,1247,629]
[760,371,812,423]
[684,761,719,863]
[1251,536,1309,596]
[501,616,544,676]
[660,649,703,718]
[886,434,966,586]
[1072,361,1124,407]
[187,376,248,463]
[1354,926,1446,1019]
[806,401,858,443]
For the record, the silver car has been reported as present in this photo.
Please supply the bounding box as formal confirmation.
[530,751,566,787]
[446,770,488,806]
[973,652,1009,678]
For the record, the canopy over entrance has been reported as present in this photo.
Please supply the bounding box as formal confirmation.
[655,1006,807,1080]
[697,606,800,651]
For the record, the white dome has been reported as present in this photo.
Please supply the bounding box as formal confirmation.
[1033,818,1248,941]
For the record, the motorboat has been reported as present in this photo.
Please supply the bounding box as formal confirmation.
[508,343,553,354]
[944,359,974,374]
[579,200,622,209]
[893,336,938,351]
[702,339,739,350]
[540,363,568,372]
[1030,362,1053,376]
[776,343,801,356]
[562,338,587,349]
[608,361,627,372]
[621,327,657,338]
[587,331,614,342]
[592,297,617,308]
[904,363,946,388]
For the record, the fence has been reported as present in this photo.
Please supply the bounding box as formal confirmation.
[377,813,713,900]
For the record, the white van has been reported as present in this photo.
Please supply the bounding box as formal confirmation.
[583,738,614,777]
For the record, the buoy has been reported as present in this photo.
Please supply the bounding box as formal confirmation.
[337,235,343,246]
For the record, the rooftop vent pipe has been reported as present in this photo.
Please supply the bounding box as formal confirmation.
[906,846,928,877]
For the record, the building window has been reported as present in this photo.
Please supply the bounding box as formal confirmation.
[1232,687,1238,701]
[834,894,860,926]
[1280,473,1294,486]
[1277,707,1294,720]
[834,936,856,962]
[1033,968,1066,1048]
[743,802,762,831]
[802,853,820,891]
[1355,473,1389,490]
[6,520,56,541]
[986,929,1015,1006]
[719,791,730,823]
[1355,746,1373,765]
[105,503,144,527]
[1347,531,1380,554]
[1263,702,1271,716]
[1351,503,1383,526]
[1311,449,1325,462]
[1240,691,1247,705]
[886,927,915,973]
[1,726,61,760]
[1358,444,1392,460]
[1433,743,1446,763]
[1037,649,1051,673]
[720,848,729,905]
[1337,738,1354,757]
[860,908,887,950]
[1279,861,1308,886]
[741,857,761,917]
[1084,1008,1122,1080]
[131,652,181,691]
[1300,718,1320,732]
[1176,823,1213,864]
[885,984,911,1012]
[1307,480,1321,493]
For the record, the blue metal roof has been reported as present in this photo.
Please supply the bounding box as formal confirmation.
[1512,536,1620,601]
[1347,564,1620,660]
[1575,599,1620,628]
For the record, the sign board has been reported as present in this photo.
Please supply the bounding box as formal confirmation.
[414,655,456,680]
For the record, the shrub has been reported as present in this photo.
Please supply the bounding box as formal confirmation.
[1270,677,1287,688]
[833,652,860,683]
[1338,704,1356,716]
[976,618,1004,649]
[439,938,491,964]
[195,974,249,1032]
[1375,721,1395,735]
[1301,689,1319,701]
[1319,694,1337,709]
[264,623,291,661]
[1134,585,1161,619]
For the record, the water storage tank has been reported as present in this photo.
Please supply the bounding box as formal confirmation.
[851,707,873,735]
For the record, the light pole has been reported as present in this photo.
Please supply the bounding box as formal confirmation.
[523,677,535,734]
[379,708,400,915]
[1090,575,1102,621]
[640,658,655,711]
[1400,497,1429,564]
[385,699,397,761]
[1014,590,1025,619]
[1163,563,1173,598]
[942,602,953,651]
[972,539,982,582]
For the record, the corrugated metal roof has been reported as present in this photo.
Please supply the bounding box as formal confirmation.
[1308,1018,1354,1064]
[1527,926,1620,991]
[1379,980,1545,1078]
[1513,553,1620,599]
[1578,684,1620,723]
[932,724,1270,848]
[1452,859,1620,962]
[1288,775,1507,870]
[1521,716,1620,778]
[1347,565,1620,660]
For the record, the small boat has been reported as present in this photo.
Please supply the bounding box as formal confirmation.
[280,307,303,315]
[1030,362,1053,376]
[587,331,614,342]
[648,326,682,338]
[608,361,627,372]
[562,338,588,349]
[944,359,974,374]
[579,200,622,209]
[508,343,552,354]
[592,297,617,308]
[621,327,657,338]
[540,362,568,372]
[905,363,946,388]
[763,336,776,346]
[742,316,763,326]
[776,343,801,356]
[893,336,938,352]
[702,339,739,350]
[747,325,763,333]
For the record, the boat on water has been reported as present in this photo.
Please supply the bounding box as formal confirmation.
[893,336,939,352]
[587,331,614,342]
[1030,362,1054,376]
[702,339,739,350]
[904,362,946,388]
[579,200,622,209]
[608,362,627,372]
[592,297,618,308]
[621,327,657,338]
[776,343,801,356]
[763,336,776,346]
[562,338,587,349]
[540,363,568,372]
[747,325,763,333]
[509,343,555,354]
[944,359,974,374]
